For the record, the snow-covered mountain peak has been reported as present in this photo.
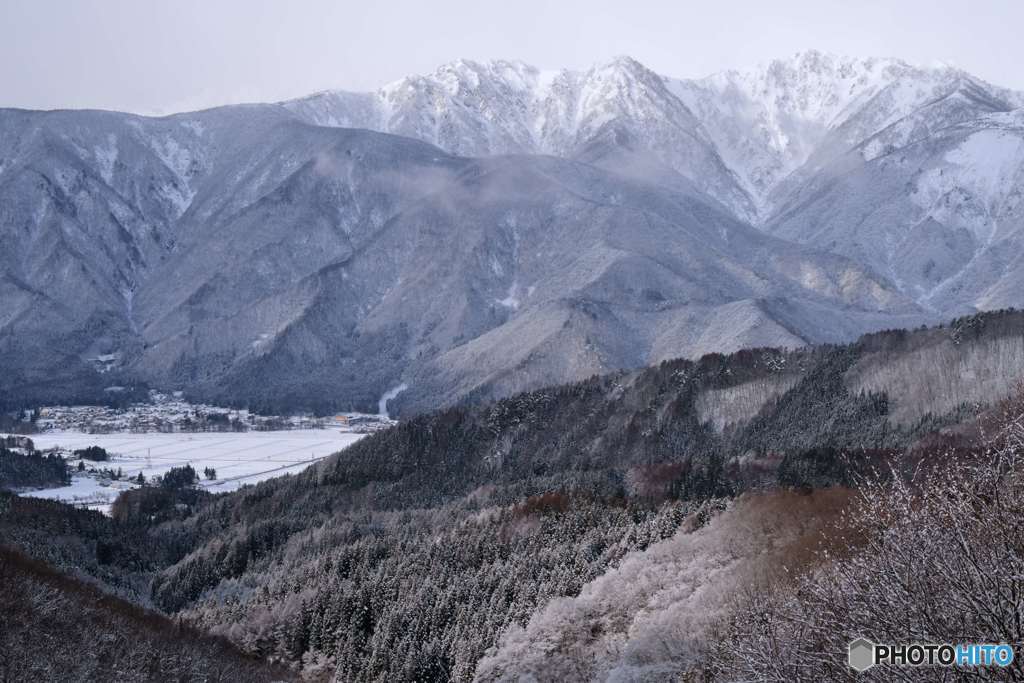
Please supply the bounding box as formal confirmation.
[380,58,543,97]
[588,55,655,77]
[718,51,911,124]
[577,56,671,105]
[372,55,665,113]
[665,51,1024,216]
[279,52,1023,224]
[692,50,1016,140]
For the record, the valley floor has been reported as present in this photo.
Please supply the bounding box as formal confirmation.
[20,429,365,512]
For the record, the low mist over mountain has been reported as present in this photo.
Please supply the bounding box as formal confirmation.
[288,51,1024,311]
[2,51,1022,414]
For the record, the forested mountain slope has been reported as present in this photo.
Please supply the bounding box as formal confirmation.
[2,311,1022,681]
[0,544,292,682]
[8,310,1009,680]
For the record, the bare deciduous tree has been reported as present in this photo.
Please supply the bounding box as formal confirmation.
[708,407,1024,682]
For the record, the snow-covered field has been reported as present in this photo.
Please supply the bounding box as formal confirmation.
[21,429,365,512]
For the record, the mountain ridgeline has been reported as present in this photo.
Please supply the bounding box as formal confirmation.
[4,51,1024,415]
[4,310,1021,681]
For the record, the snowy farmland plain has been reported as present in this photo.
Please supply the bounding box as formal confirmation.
[22,429,365,512]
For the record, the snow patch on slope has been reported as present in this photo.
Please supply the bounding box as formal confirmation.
[945,130,1024,201]
[497,282,521,310]
[94,134,118,184]
[146,131,202,216]
[913,130,1024,242]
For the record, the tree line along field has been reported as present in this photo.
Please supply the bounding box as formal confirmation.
[1,309,1022,681]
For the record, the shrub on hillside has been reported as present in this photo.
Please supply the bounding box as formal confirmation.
[160,465,198,490]
[73,446,109,461]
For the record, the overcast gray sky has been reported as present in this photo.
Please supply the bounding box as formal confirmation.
[1,0,1021,115]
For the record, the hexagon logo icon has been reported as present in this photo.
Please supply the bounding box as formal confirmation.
[848,637,876,672]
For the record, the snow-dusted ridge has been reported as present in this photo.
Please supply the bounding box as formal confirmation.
[282,50,1024,222]
[284,54,754,219]
[280,51,1024,312]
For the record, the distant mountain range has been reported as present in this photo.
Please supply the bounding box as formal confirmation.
[2,51,1022,414]
[288,51,1024,308]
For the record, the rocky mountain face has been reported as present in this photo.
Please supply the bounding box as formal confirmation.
[287,51,1024,313]
[285,57,756,220]
[766,107,1024,314]
[671,53,1019,208]
[1,51,1021,414]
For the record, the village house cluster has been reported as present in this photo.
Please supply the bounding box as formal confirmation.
[34,392,393,434]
